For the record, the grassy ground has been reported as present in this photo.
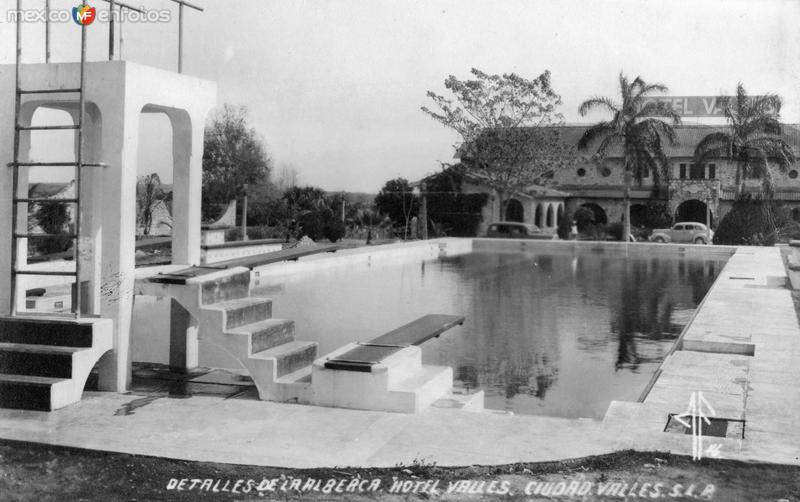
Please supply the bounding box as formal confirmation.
[0,440,798,501]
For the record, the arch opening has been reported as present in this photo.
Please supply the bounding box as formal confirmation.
[505,198,524,222]
[675,199,712,227]
[580,203,607,225]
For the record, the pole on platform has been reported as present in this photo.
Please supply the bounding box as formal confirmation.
[420,182,428,240]
[108,0,115,60]
[45,0,51,62]
[169,0,204,73]
[241,184,248,241]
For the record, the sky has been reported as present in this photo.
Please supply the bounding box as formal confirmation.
[2,0,799,192]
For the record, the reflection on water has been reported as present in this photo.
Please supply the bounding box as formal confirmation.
[252,250,725,419]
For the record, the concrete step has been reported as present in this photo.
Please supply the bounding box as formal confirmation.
[228,319,294,353]
[389,365,453,413]
[0,317,94,347]
[199,269,252,305]
[0,373,69,411]
[432,390,485,412]
[275,365,312,385]
[0,342,83,379]
[206,297,272,329]
[251,340,318,378]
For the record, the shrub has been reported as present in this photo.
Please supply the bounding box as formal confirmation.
[323,219,346,242]
[298,211,325,241]
[224,227,242,242]
[556,211,571,239]
[31,235,73,256]
[642,202,672,229]
[713,194,780,246]
[605,222,624,241]
[573,207,595,231]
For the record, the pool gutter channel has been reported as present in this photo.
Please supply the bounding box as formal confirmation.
[636,247,737,403]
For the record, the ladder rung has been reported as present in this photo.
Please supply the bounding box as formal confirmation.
[14,233,78,239]
[17,125,80,131]
[18,88,82,95]
[14,198,79,204]
[7,162,108,168]
[13,269,77,276]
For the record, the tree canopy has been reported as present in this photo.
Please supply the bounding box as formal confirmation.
[422,68,575,210]
[578,72,681,238]
[202,104,272,213]
[578,72,681,185]
[374,178,418,237]
[693,83,795,196]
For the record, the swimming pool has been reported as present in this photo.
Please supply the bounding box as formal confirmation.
[251,247,726,419]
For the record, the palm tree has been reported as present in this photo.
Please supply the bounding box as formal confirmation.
[578,73,681,240]
[693,83,794,197]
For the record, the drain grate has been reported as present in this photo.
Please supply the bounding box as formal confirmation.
[728,276,755,280]
[664,414,745,439]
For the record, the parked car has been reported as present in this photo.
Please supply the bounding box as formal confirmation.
[649,222,713,244]
[483,222,555,240]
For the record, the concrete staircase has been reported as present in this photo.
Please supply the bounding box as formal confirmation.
[311,343,457,413]
[0,316,112,411]
[137,266,318,402]
[199,294,318,402]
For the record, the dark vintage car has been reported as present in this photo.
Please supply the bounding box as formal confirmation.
[649,222,714,244]
[483,222,556,240]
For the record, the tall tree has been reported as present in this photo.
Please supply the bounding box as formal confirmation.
[422,68,575,216]
[136,173,166,237]
[374,178,418,238]
[693,83,795,197]
[578,72,681,240]
[202,104,272,216]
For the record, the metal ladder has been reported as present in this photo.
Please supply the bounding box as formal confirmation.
[8,1,105,317]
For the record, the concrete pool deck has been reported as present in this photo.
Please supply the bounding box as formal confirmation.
[0,243,798,468]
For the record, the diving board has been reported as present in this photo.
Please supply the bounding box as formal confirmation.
[210,244,339,269]
[145,244,340,285]
[323,314,464,372]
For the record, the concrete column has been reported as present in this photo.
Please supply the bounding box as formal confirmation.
[69,103,104,316]
[169,298,198,371]
[96,97,139,392]
[0,67,15,314]
[169,109,201,265]
[13,103,37,312]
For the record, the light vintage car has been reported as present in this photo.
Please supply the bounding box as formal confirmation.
[649,222,713,244]
[483,222,556,240]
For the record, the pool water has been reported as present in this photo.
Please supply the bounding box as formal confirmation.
[252,250,725,419]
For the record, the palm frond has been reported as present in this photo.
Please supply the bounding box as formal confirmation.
[578,96,619,117]
[746,136,796,170]
[578,121,617,150]
[638,101,682,126]
[693,132,732,165]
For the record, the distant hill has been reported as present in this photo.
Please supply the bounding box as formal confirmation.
[325,192,376,205]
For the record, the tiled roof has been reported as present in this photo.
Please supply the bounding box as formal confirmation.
[457,123,800,160]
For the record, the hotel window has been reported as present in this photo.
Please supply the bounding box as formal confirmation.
[679,163,687,179]
[707,163,716,179]
[689,163,704,179]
